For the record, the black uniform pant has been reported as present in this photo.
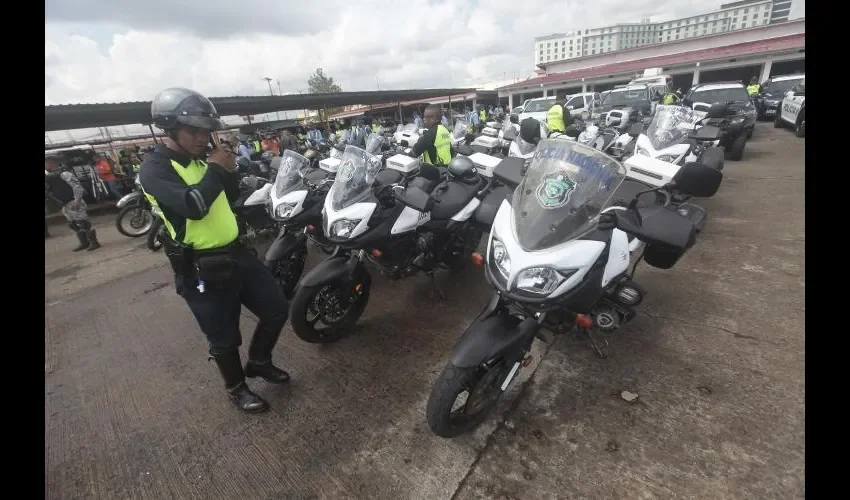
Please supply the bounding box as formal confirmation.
[177,245,289,361]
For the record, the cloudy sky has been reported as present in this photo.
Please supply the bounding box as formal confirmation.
[45,0,804,106]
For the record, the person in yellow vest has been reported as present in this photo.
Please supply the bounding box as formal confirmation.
[252,135,261,153]
[410,104,453,167]
[546,98,567,134]
[747,77,761,96]
[139,87,291,414]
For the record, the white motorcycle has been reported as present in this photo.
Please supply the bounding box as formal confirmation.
[628,105,725,175]
[425,139,723,438]
[287,146,513,344]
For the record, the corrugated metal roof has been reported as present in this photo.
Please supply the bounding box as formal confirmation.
[500,33,805,92]
[45,88,476,131]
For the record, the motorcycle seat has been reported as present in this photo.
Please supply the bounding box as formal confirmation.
[429,176,487,220]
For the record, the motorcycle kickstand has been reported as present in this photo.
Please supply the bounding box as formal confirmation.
[583,328,609,359]
[427,271,447,301]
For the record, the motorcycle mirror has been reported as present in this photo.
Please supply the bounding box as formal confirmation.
[672,162,723,198]
[597,212,617,230]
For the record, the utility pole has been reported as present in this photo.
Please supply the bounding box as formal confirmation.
[264,76,281,121]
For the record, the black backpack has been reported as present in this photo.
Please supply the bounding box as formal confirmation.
[45,173,75,205]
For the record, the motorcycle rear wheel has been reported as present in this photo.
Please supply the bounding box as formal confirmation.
[289,273,372,343]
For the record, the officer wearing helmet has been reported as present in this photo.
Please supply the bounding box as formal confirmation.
[138,88,291,414]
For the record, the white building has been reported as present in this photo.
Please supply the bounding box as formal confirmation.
[534,0,795,66]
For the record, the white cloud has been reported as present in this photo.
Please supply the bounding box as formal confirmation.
[46,0,715,106]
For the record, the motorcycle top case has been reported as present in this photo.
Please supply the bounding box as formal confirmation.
[467,152,501,178]
[386,154,420,173]
[471,135,501,149]
[319,157,341,173]
[624,154,680,188]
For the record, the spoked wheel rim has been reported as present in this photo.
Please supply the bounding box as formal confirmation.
[449,363,506,424]
[120,208,153,236]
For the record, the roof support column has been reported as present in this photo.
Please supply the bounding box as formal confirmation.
[542,86,548,97]
[760,57,774,82]
[581,78,587,94]
[692,62,701,87]
[508,94,514,111]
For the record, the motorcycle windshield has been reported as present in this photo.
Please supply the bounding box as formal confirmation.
[512,140,626,252]
[273,150,309,198]
[646,105,707,150]
[400,124,418,135]
[453,120,469,139]
[365,134,383,154]
[328,145,382,211]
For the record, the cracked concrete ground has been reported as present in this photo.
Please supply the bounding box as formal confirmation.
[45,123,804,499]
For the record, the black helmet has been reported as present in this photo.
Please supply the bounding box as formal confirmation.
[510,113,519,124]
[447,156,477,180]
[151,87,223,131]
[520,117,542,144]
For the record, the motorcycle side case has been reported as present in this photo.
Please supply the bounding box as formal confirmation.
[451,309,539,369]
[473,185,513,231]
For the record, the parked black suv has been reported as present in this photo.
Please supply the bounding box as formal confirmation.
[753,73,805,120]
[683,82,757,161]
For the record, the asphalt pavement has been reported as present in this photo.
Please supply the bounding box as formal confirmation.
[45,122,804,499]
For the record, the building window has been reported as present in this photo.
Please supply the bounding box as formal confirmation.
[742,22,747,28]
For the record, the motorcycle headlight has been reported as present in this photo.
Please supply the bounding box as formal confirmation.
[490,238,511,279]
[730,116,745,124]
[274,202,297,220]
[656,154,677,163]
[765,99,780,106]
[516,267,575,296]
[329,218,361,238]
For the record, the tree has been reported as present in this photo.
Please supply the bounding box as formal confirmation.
[308,68,342,94]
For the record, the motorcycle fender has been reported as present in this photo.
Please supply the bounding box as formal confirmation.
[298,253,361,289]
[451,311,540,369]
[116,191,142,209]
[263,230,308,270]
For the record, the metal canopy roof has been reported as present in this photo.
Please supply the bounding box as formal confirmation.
[45,88,476,131]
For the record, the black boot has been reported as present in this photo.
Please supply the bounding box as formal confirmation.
[72,230,89,252]
[86,229,101,251]
[209,349,269,413]
[245,359,291,384]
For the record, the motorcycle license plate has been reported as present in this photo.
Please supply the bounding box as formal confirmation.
[765,109,775,116]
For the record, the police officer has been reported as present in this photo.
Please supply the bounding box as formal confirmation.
[747,77,761,96]
[138,87,291,414]
[410,104,453,167]
[45,158,101,252]
[546,98,567,135]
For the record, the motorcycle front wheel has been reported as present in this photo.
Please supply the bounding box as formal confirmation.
[289,273,372,343]
[426,359,510,438]
[116,204,153,237]
[274,246,308,299]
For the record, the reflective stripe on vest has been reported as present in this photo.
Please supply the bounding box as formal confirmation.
[143,159,239,250]
[422,124,453,166]
[546,104,566,133]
